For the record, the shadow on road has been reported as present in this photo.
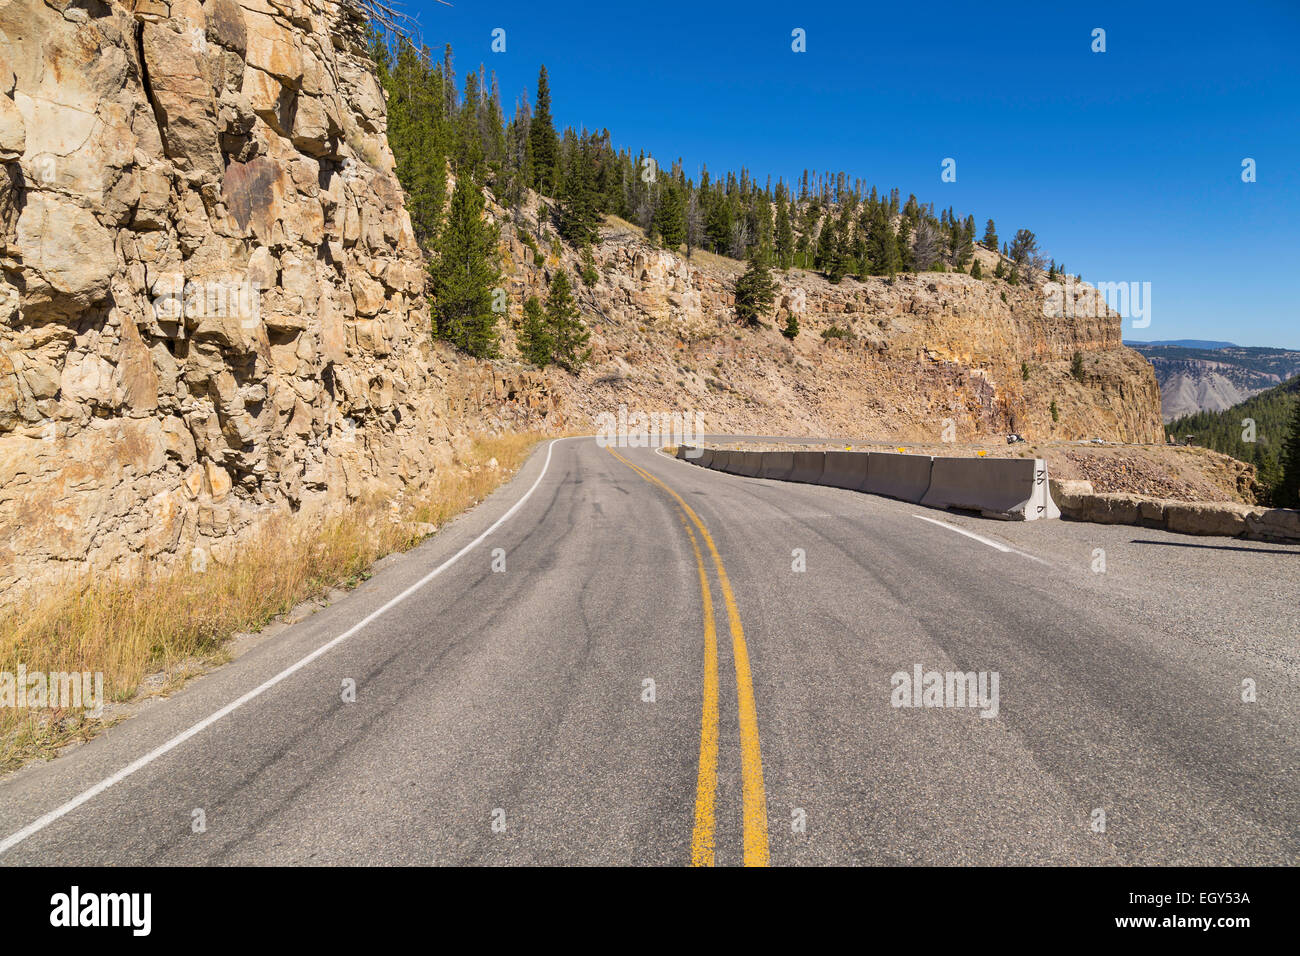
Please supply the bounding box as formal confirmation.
[1130,538,1300,556]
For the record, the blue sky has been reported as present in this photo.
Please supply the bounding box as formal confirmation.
[403,0,1299,348]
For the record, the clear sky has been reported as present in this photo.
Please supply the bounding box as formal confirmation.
[400,0,1299,348]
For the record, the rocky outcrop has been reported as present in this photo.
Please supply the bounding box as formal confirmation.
[0,0,557,601]
[496,201,1163,446]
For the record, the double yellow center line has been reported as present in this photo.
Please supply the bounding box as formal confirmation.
[607,448,769,867]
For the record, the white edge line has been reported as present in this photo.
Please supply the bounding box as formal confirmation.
[912,513,1013,551]
[0,438,568,857]
[912,513,1048,564]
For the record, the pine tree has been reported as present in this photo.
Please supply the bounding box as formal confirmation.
[1277,397,1300,507]
[870,203,899,277]
[429,174,501,357]
[654,184,687,249]
[377,39,448,247]
[815,213,837,273]
[685,189,704,258]
[956,214,976,268]
[558,136,600,246]
[774,190,795,269]
[1071,351,1085,382]
[580,244,599,286]
[982,218,998,251]
[781,311,799,339]
[705,193,732,255]
[895,217,913,273]
[456,70,484,175]
[518,295,552,366]
[971,258,983,279]
[529,65,559,195]
[733,243,777,325]
[1009,229,1039,274]
[545,269,591,372]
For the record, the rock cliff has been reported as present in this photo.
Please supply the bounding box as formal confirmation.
[0,0,556,600]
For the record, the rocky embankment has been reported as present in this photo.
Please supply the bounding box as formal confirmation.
[495,199,1163,447]
[0,0,556,601]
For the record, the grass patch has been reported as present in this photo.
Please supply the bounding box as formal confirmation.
[0,432,542,774]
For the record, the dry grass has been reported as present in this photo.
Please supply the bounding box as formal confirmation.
[599,216,745,276]
[0,431,543,772]
[684,247,745,277]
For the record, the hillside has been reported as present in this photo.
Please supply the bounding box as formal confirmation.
[1166,375,1300,499]
[376,37,1162,445]
[487,194,1162,444]
[1128,342,1300,421]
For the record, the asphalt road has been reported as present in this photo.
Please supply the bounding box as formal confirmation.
[1,437,1297,865]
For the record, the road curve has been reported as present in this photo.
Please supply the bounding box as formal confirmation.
[1,437,1296,866]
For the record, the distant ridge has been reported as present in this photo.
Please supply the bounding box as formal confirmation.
[1125,339,1238,349]
[1129,342,1300,421]
[1165,374,1300,499]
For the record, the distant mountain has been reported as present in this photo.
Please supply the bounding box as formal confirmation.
[1128,343,1300,421]
[1166,375,1300,499]
[1125,339,1238,349]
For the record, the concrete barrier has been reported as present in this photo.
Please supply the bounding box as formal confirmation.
[789,451,826,484]
[759,451,794,480]
[676,445,693,460]
[820,451,871,490]
[862,452,934,503]
[735,451,763,477]
[687,445,1081,528]
[920,456,1059,520]
[722,451,749,474]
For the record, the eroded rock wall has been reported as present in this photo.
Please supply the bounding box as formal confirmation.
[0,0,556,600]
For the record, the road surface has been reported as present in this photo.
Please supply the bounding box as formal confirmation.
[1,437,1297,865]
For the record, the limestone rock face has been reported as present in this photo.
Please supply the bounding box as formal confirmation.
[0,0,557,600]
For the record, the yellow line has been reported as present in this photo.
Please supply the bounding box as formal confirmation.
[677,513,719,867]
[608,448,770,866]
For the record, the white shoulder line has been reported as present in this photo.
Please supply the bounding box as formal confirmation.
[0,438,568,857]
[912,513,1048,564]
